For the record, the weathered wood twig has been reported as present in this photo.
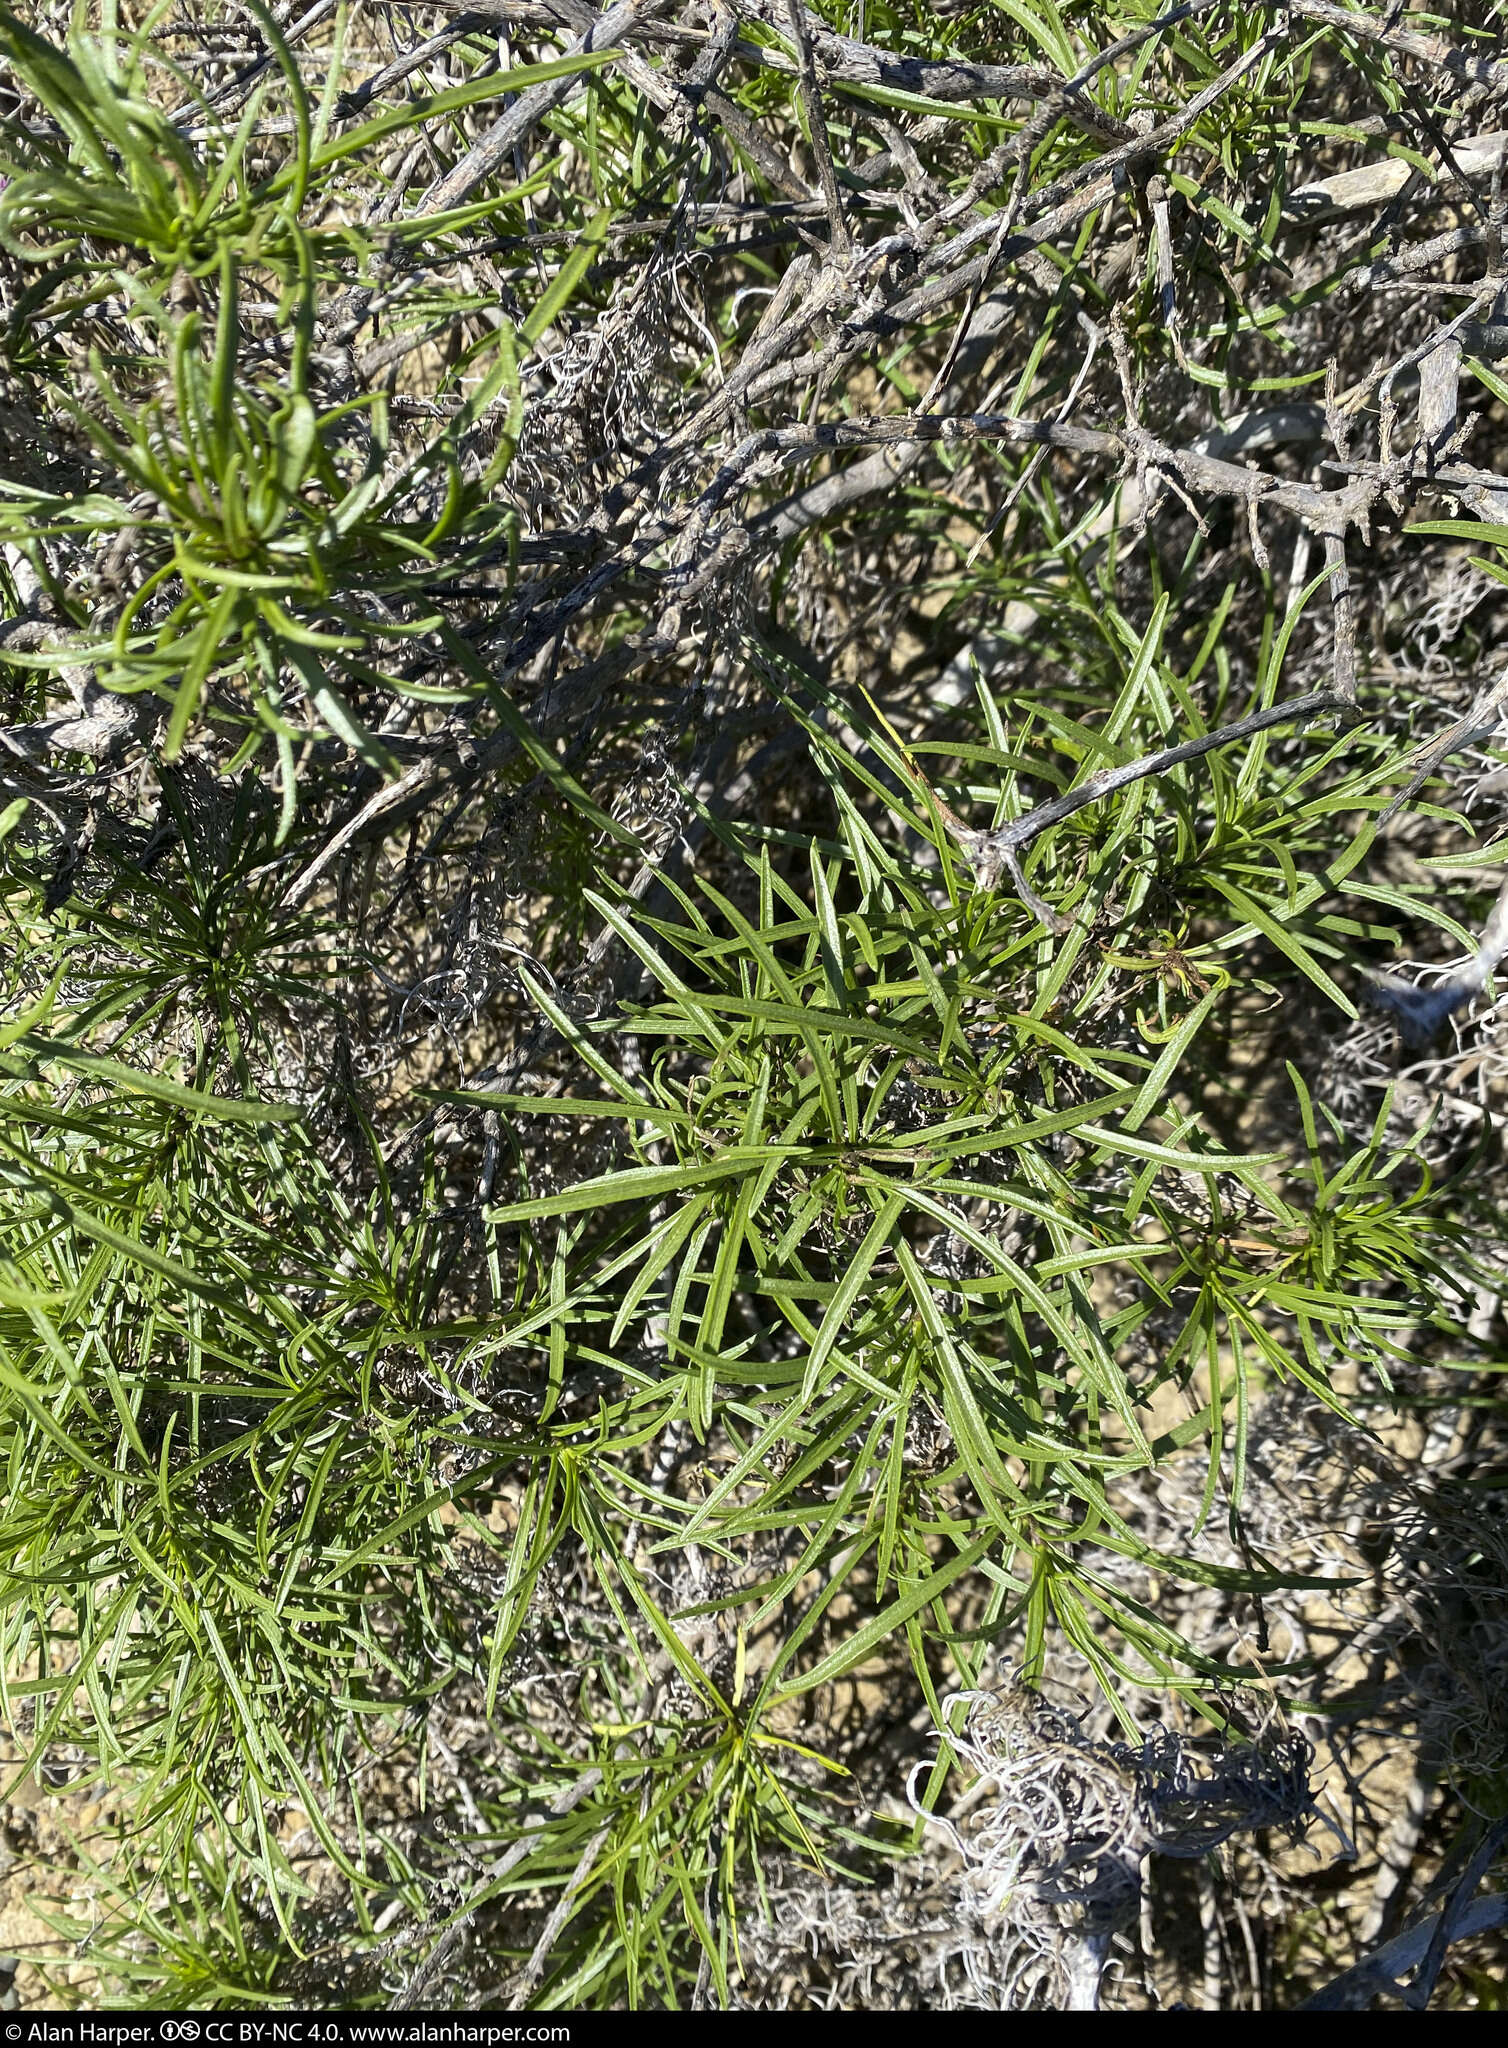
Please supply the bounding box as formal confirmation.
[932,690,1348,931]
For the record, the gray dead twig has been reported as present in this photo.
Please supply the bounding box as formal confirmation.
[930,690,1349,931]
[413,0,669,216]
[1299,1819,1508,2010]
[388,1769,606,2009]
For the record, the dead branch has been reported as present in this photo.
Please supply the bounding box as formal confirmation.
[932,690,1348,930]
